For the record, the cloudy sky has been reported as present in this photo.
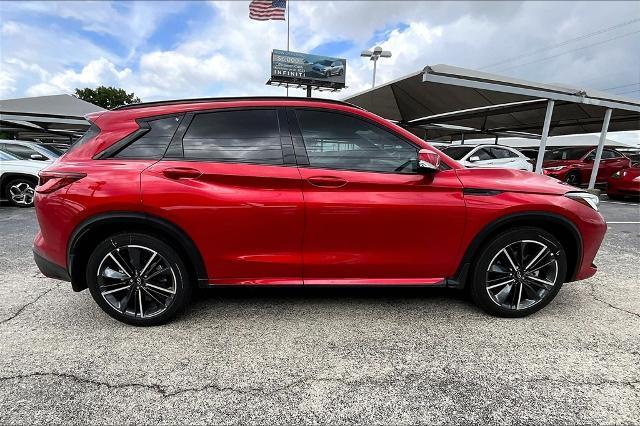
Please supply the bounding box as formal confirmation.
[1,1,639,100]
[1,1,639,143]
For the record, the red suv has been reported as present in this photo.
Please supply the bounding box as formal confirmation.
[542,146,631,186]
[33,97,607,325]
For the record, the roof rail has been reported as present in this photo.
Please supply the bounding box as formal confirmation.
[112,96,364,111]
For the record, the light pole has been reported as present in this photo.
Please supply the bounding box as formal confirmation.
[361,46,392,88]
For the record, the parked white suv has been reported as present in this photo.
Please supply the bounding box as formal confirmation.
[0,150,51,207]
[440,144,533,171]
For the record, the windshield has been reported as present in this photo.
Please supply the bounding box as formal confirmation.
[442,145,475,160]
[544,147,590,161]
[319,60,332,66]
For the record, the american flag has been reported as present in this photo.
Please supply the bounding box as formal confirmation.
[249,0,286,21]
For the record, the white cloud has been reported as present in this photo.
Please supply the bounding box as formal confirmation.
[25,58,132,96]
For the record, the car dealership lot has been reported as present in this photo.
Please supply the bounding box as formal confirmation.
[0,201,638,424]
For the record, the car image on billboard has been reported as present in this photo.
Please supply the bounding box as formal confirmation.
[271,49,346,87]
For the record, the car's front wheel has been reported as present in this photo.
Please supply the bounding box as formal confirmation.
[86,233,191,326]
[564,171,581,186]
[469,227,567,317]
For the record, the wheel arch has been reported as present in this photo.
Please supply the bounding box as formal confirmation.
[449,211,582,289]
[67,212,208,292]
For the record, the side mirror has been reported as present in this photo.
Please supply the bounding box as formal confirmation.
[468,155,480,162]
[418,149,441,172]
[30,154,46,161]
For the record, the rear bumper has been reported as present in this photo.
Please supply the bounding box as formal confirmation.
[33,249,70,282]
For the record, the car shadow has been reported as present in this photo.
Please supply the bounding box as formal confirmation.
[191,285,468,306]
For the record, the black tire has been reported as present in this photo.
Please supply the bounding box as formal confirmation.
[469,227,567,318]
[5,177,36,207]
[564,171,581,186]
[86,233,192,326]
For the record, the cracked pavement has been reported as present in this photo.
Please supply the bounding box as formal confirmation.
[0,199,638,424]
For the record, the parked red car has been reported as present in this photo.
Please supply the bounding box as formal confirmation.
[542,146,631,186]
[33,97,607,325]
[607,162,640,199]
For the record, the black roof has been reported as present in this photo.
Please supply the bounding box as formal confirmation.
[112,96,363,111]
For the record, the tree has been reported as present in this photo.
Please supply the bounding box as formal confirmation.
[74,86,141,109]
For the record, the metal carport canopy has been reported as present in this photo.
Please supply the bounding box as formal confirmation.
[344,64,640,137]
[0,94,104,142]
[344,64,640,189]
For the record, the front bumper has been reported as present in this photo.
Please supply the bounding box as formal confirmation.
[607,180,640,196]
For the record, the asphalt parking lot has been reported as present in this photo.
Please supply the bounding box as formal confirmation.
[0,199,638,424]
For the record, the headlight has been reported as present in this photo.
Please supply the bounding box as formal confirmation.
[611,171,621,179]
[544,166,565,171]
[565,191,599,211]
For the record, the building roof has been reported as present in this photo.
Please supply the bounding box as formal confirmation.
[0,94,105,118]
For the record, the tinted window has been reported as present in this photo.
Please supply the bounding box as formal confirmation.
[442,145,474,160]
[602,150,621,159]
[2,144,44,160]
[545,147,590,160]
[491,147,518,159]
[296,110,417,173]
[38,144,64,157]
[116,116,181,159]
[183,109,283,164]
[472,148,493,161]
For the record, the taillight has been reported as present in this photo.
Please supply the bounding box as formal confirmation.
[36,171,86,194]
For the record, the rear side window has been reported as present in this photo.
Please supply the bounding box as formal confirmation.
[182,109,283,164]
[67,124,101,154]
[490,147,518,159]
[296,109,417,173]
[115,116,181,159]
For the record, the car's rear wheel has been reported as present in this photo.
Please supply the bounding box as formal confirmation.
[564,171,581,186]
[5,178,36,207]
[469,227,567,317]
[86,233,191,326]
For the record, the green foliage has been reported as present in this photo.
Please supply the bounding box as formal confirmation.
[73,86,141,109]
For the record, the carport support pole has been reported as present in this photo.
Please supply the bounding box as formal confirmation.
[587,108,612,190]
[534,99,555,174]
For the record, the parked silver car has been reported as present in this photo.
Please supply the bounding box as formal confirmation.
[311,60,344,77]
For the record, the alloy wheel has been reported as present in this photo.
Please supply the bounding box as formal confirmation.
[97,245,177,319]
[9,182,35,206]
[485,239,559,310]
[565,173,579,185]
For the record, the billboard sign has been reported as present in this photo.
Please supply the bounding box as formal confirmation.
[271,49,346,88]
